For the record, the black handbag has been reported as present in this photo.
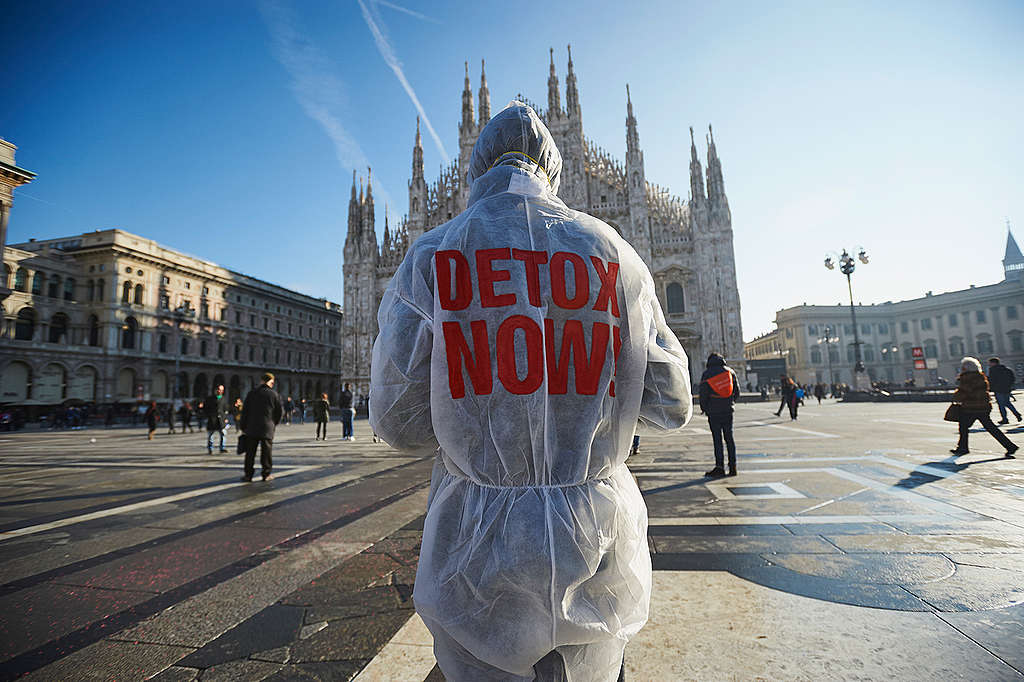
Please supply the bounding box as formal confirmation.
[236,433,247,454]
[943,403,961,422]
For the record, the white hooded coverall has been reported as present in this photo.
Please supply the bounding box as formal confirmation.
[369,103,691,681]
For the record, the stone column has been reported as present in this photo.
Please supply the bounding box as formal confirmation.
[991,306,1004,354]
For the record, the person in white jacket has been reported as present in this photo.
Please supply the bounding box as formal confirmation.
[370,102,691,681]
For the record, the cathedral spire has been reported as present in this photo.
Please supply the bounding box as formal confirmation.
[706,124,725,204]
[383,204,390,245]
[625,84,640,152]
[365,166,373,204]
[547,47,561,118]
[565,44,579,118]
[478,59,491,126]
[359,175,364,204]
[461,60,475,134]
[689,126,705,204]
[350,169,357,201]
[412,116,424,181]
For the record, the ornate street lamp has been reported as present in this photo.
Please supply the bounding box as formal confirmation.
[818,325,840,384]
[825,247,870,389]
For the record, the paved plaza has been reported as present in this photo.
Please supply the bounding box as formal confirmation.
[0,401,1022,681]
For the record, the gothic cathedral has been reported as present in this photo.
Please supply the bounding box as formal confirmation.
[342,48,744,393]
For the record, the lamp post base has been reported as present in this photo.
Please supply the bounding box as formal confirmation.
[852,372,872,392]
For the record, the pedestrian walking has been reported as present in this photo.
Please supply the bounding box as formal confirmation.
[179,401,194,433]
[165,403,176,434]
[369,103,691,681]
[775,375,798,419]
[232,398,244,429]
[699,353,740,477]
[239,372,283,481]
[313,393,330,440]
[144,401,159,440]
[949,357,1018,457]
[339,383,354,440]
[283,396,293,425]
[298,398,307,424]
[203,384,229,454]
[987,357,1021,425]
[814,383,825,404]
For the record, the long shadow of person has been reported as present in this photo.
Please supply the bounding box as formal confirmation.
[893,455,1008,491]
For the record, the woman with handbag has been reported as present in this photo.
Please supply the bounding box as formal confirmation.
[949,357,1018,457]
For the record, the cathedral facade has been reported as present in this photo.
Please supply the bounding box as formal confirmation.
[342,48,744,393]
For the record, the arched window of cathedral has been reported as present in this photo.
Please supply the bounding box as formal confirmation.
[666,283,685,314]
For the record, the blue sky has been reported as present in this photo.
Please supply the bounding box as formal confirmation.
[4,0,1022,340]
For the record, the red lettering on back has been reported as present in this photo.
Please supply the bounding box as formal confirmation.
[544,319,610,395]
[496,315,544,394]
[443,320,492,398]
[550,252,589,309]
[476,248,516,308]
[591,257,620,317]
[436,251,472,311]
[510,249,548,306]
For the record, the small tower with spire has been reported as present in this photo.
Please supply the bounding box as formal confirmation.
[706,125,728,212]
[547,47,562,119]
[1004,222,1023,282]
[407,117,428,244]
[689,126,705,207]
[478,59,491,126]
[624,84,651,263]
[565,45,579,119]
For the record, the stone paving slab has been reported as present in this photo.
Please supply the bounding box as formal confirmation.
[651,535,842,554]
[0,581,155,660]
[626,571,1021,680]
[54,524,300,593]
[22,639,193,682]
[829,533,1024,553]
[939,604,1024,674]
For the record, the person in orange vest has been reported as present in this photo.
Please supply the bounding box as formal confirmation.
[699,353,741,477]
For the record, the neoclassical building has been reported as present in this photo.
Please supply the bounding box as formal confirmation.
[342,48,744,392]
[1,229,342,410]
[745,231,1024,386]
[0,138,36,301]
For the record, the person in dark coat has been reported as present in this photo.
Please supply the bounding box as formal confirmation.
[951,357,1017,457]
[203,385,229,454]
[987,357,1021,425]
[313,393,330,440]
[775,375,798,420]
[240,372,283,481]
[166,403,177,434]
[699,353,741,477]
[179,401,194,433]
[339,383,355,440]
[144,401,159,440]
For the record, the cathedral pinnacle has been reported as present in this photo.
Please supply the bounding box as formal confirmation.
[479,59,491,125]
[351,169,357,201]
[689,125,705,204]
[565,44,579,118]
[366,166,373,202]
[547,47,561,117]
[461,60,475,133]
[625,84,639,152]
[705,124,726,206]
[411,116,425,182]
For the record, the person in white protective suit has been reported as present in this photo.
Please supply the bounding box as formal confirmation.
[369,102,691,681]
